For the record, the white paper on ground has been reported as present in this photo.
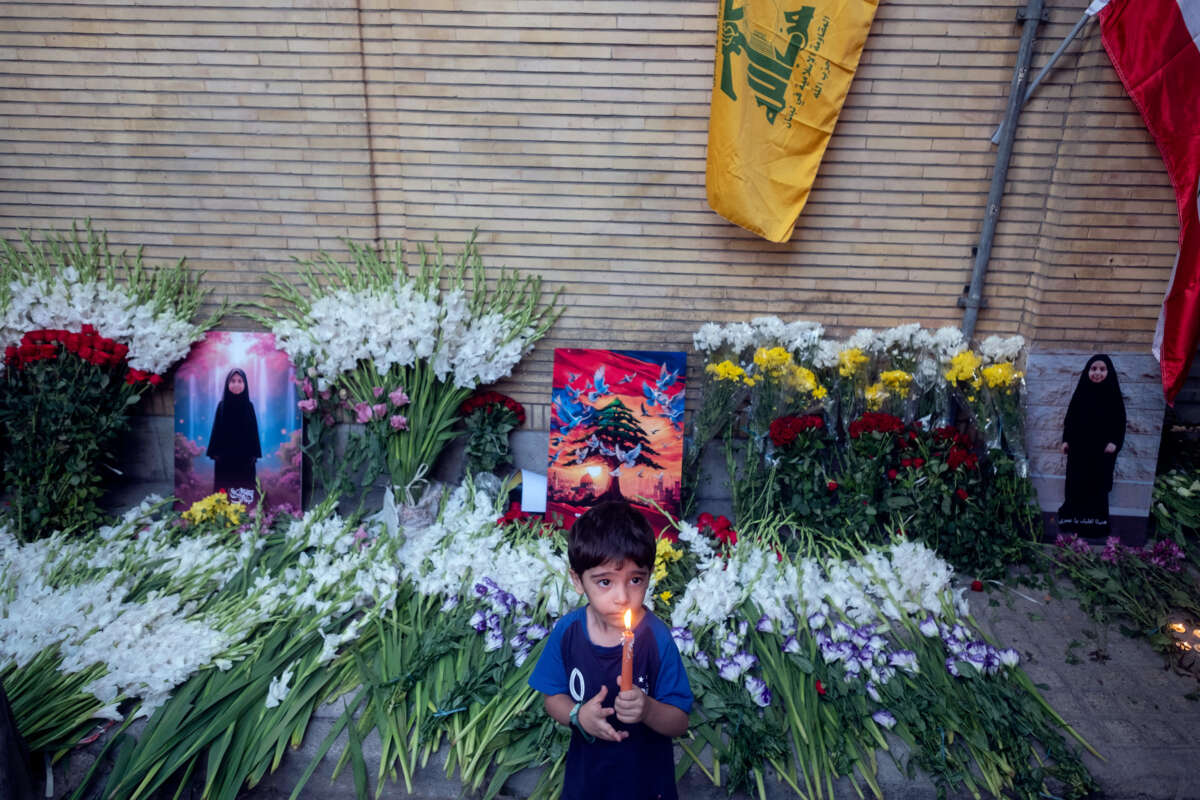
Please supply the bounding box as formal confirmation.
[520,470,547,513]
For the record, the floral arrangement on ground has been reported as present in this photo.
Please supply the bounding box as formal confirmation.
[0,223,225,540]
[2,484,1099,800]
[686,318,1037,579]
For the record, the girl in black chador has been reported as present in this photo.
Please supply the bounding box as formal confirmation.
[207,368,262,501]
[1057,354,1126,537]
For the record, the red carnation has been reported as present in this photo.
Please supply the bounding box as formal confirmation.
[81,324,96,335]
[78,346,93,361]
[901,458,912,468]
[887,469,898,480]
[913,457,925,468]
[149,374,163,386]
[39,343,56,359]
[970,579,984,592]
[698,512,714,529]
[956,488,969,502]
[827,480,838,491]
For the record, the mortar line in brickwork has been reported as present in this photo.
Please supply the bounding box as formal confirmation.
[354,0,383,248]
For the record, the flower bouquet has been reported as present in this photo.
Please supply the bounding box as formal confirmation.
[460,390,526,476]
[978,335,1029,475]
[0,223,223,540]
[261,232,561,504]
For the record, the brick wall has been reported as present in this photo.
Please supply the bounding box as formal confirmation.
[0,0,1187,431]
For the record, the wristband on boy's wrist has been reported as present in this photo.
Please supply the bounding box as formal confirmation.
[569,701,595,743]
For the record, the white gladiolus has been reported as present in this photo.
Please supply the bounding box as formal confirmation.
[0,271,201,375]
[269,279,536,391]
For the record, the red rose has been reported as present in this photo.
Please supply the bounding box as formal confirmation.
[149,374,163,386]
[970,579,984,592]
[913,458,925,468]
[815,679,827,697]
[125,370,139,385]
[827,480,838,491]
[887,469,898,480]
[39,343,56,358]
[65,333,81,352]
[713,515,731,531]
[901,458,912,468]
[78,346,94,361]
[92,351,110,367]
[698,512,714,529]
[956,488,969,501]
[113,343,129,361]
[81,324,96,335]
[3,345,16,362]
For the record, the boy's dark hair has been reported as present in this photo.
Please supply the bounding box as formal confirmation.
[568,501,655,575]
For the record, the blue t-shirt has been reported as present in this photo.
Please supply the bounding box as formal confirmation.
[529,606,693,800]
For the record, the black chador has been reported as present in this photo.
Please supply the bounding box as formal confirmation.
[1057,354,1126,537]
[207,368,262,498]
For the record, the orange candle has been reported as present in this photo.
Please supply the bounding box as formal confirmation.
[620,608,634,691]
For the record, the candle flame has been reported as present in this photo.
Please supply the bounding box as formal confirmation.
[624,608,632,630]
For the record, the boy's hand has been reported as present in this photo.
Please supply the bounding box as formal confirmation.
[579,685,627,742]
[614,687,647,724]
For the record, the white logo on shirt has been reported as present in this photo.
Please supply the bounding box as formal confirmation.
[569,668,585,702]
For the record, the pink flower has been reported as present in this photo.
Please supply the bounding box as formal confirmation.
[1100,536,1124,564]
[354,402,372,423]
[297,398,318,413]
[302,378,313,398]
[389,414,408,431]
[320,389,331,401]
[372,386,384,398]
[323,413,336,426]
[372,403,387,419]
[389,387,410,407]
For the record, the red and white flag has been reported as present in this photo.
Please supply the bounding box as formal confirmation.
[1088,0,1200,403]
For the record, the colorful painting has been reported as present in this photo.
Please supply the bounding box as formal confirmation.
[174,331,302,513]
[547,348,686,535]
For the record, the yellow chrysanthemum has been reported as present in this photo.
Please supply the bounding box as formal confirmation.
[657,590,673,606]
[813,385,829,401]
[944,350,982,384]
[879,369,913,398]
[182,492,246,526]
[653,537,683,583]
[865,382,887,411]
[705,359,749,384]
[981,362,1023,391]
[788,365,819,394]
[838,348,870,378]
[753,346,794,376]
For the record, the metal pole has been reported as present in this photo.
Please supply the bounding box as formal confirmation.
[991,11,1092,144]
[961,0,1045,341]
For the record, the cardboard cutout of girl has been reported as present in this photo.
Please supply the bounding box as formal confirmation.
[207,367,262,501]
[1057,354,1126,536]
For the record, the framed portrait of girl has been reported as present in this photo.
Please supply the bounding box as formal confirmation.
[174,331,302,513]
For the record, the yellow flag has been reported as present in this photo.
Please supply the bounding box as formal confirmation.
[706,0,880,243]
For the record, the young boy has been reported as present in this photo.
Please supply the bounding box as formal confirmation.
[529,501,692,800]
